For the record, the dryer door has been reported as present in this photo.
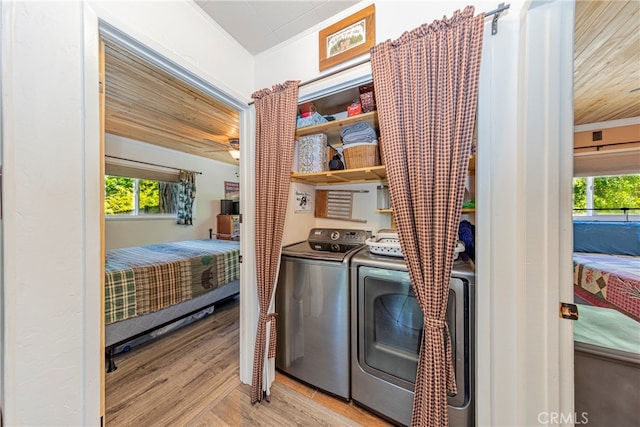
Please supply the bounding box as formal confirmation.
[356,266,470,407]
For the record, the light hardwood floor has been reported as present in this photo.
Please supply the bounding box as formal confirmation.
[106,296,391,426]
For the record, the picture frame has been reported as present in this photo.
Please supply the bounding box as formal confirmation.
[318,4,375,71]
[224,181,239,202]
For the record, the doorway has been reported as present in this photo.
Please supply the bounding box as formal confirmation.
[98,23,246,423]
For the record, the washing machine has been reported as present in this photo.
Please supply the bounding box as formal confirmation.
[276,228,368,400]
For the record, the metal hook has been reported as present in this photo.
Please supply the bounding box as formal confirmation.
[492,3,505,35]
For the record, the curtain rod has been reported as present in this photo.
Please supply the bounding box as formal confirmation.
[573,208,640,211]
[105,155,203,175]
[248,3,510,106]
[574,140,640,151]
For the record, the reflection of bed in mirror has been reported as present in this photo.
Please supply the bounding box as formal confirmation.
[104,239,240,371]
[572,221,640,426]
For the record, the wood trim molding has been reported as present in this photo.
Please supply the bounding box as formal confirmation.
[574,123,640,149]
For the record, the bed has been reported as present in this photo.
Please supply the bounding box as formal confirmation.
[573,252,640,321]
[104,239,240,371]
[572,221,640,426]
[573,221,640,320]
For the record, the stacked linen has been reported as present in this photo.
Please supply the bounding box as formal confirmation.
[340,122,378,145]
[340,122,380,169]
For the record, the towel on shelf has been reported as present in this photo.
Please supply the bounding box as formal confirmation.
[340,122,377,145]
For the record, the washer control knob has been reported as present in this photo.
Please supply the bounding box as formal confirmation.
[331,244,340,252]
[330,231,340,241]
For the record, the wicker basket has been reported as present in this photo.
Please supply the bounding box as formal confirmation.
[343,142,379,169]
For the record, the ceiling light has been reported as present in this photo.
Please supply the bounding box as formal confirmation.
[228,138,240,160]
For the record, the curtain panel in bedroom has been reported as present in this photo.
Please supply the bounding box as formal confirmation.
[176,170,196,225]
[371,6,484,426]
[251,80,300,403]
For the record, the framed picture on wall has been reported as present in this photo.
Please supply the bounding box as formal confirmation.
[319,4,375,71]
[224,181,239,201]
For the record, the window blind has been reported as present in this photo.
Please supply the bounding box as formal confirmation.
[574,147,640,177]
[105,158,180,183]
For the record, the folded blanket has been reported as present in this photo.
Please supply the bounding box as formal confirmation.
[297,112,327,129]
[341,122,377,144]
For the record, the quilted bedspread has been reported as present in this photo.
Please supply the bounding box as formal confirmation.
[105,239,240,325]
[573,252,640,320]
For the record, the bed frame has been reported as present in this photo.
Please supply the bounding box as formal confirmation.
[105,279,239,372]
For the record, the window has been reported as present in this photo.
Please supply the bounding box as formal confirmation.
[105,175,179,217]
[573,173,640,220]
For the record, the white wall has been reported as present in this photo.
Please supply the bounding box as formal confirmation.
[1,0,253,424]
[254,0,497,90]
[2,2,93,424]
[282,182,392,246]
[104,135,239,249]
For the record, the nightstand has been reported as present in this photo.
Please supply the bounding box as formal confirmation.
[216,214,240,241]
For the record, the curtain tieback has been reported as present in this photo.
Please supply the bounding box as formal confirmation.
[423,315,458,395]
[423,316,446,329]
[259,311,278,358]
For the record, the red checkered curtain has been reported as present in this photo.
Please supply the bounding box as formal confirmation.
[371,7,483,426]
[250,80,300,403]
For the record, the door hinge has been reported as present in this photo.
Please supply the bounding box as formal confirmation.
[238,214,243,224]
[99,79,104,94]
[560,302,579,320]
[238,255,243,264]
[100,415,104,427]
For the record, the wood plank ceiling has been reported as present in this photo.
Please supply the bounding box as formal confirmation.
[104,41,240,165]
[574,0,640,125]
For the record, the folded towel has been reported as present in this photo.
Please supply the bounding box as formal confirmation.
[340,122,377,144]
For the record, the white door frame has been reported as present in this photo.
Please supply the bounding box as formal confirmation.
[83,4,255,419]
[475,1,575,425]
